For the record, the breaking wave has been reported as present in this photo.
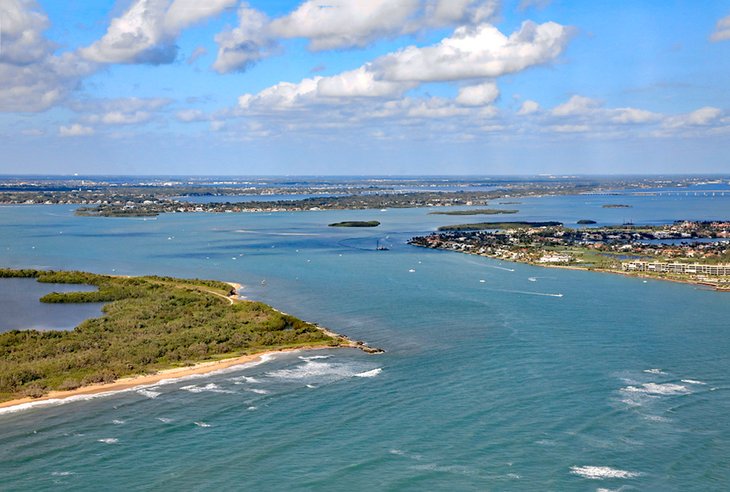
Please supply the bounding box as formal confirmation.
[570,466,640,480]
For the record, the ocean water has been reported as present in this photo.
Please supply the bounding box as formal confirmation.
[0,192,729,490]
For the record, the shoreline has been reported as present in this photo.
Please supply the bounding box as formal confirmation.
[414,244,728,291]
[0,344,366,412]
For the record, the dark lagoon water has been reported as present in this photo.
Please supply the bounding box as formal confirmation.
[0,191,729,490]
[0,279,102,332]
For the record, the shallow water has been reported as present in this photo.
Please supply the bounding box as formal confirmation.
[0,278,102,332]
[0,192,729,490]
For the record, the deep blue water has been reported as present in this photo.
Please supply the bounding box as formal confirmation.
[0,192,729,490]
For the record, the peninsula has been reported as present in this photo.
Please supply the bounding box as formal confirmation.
[0,269,381,406]
[409,221,730,290]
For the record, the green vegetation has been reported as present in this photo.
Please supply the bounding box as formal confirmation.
[577,219,597,224]
[0,269,343,402]
[328,221,380,227]
[437,221,562,231]
[428,209,518,216]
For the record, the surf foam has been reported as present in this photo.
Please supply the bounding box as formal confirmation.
[570,466,639,479]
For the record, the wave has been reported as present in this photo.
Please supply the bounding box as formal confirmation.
[643,368,667,375]
[246,388,270,395]
[570,466,639,479]
[51,471,75,477]
[180,383,235,394]
[0,353,276,415]
[298,355,331,361]
[194,421,211,428]
[681,379,706,385]
[97,438,119,444]
[266,359,382,383]
[229,375,261,384]
[112,419,125,425]
[355,368,382,378]
[136,388,161,399]
[157,417,174,424]
[622,382,689,395]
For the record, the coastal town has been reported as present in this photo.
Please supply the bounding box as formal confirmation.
[409,221,730,290]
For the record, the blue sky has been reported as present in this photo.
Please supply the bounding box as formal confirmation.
[1,0,729,175]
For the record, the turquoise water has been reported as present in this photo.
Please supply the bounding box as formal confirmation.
[0,193,729,490]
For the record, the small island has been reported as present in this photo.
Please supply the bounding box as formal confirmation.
[428,209,518,216]
[0,269,381,406]
[602,204,632,208]
[329,221,380,227]
[577,219,597,224]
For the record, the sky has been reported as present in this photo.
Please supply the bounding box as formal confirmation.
[0,0,729,175]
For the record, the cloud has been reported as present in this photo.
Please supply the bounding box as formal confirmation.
[59,124,94,137]
[374,21,571,82]
[71,97,171,125]
[664,107,722,128]
[517,99,540,115]
[212,3,276,73]
[710,15,730,42]
[176,109,207,122]
[80,0,235,64]
[236,20,569,113]
[0,0,54,65]
[186,46,207,64]
[610,108,660,124]
[269,0,421,51]
[456,81,499,106]
[212,0,500,72]
[0,2,96,112]
[551,95,601,116]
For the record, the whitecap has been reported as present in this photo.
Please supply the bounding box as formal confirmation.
[180,383,235,394]
[136,388,161,399]
[355,368,382,378]
[228,375,260,384]
[622,383,688,395]
[246,388,270,395]
[247,406,257,411]
[681,379,706,385]
[157,417,174,424]
[266,360,380,383]
[51,472,75,477]
[111,419,125,425]
[97,438,119,444]
[570,466,639,479]
[298,355,331,361]
[306,384,316,389]
[643,368,666,375]
[194,421,211,428]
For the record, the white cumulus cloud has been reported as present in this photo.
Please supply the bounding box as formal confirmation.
[80,0,235,64]
[456,82,500,106]
[212,0,501,72]
[375,21,571,82]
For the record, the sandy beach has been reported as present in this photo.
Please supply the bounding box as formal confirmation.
[0,343,354,411]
